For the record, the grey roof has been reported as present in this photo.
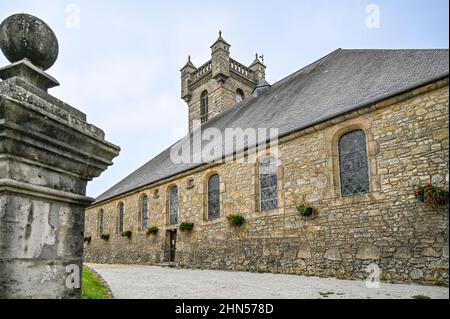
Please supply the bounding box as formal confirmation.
[95,48,449,204]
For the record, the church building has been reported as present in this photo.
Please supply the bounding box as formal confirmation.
[84,33,449,285]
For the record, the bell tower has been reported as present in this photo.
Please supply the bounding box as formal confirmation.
[181,32,267,131]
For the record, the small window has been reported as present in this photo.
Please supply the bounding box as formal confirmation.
[200,90,209,123]
[259,157,278,211]
[141,195,148,230]
[187,178,195,189]
[339,130,370,197]
[236,88,245,103]
[208,174,220,220]
[169,186,179,225]
[118,203,124,233]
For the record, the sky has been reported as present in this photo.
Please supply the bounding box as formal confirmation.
[0,0,448,198]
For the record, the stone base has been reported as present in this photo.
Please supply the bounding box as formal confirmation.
[0,259,82,299]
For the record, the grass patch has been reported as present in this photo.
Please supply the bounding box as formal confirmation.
[82,267,111,299]
[257,268,271,274]
[412,295,432,300]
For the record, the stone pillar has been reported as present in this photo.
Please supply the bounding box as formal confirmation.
[0,14,120,298]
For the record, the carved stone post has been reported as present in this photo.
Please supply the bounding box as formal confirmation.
[0,14,120,298]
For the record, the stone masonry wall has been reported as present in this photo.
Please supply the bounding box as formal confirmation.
[188,73,255,131]
[84,81,449,285]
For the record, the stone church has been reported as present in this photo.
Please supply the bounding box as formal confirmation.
[85,33,449,285]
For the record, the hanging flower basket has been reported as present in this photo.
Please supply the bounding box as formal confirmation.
[415,183,449,206]
[296,204,317,217]
[227,214,246,226]
[179,222,194,232]
[146,226,159,236]
[121,230,132,239]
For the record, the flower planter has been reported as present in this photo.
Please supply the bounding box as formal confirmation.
[303,207,314,216]
[179,222,194,232]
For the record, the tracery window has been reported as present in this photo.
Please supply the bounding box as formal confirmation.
[259,157,278,211]
[208,174,220,220]
[339,130,370,197]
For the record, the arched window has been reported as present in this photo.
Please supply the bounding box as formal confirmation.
[208,174,220,220]
[169,186,179,225]
[118,202,124,233]
[236,88,245,103]
[259,157,278,211]
[98,209,104,236]
[339,130,370,197]
[141,195,148,230]
[200,90,209,123]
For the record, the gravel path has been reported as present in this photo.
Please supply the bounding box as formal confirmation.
[86,263,449,299]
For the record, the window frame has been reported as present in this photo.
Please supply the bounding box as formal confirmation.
[207,174,220,220]
[98,209,104,237]
[200,90,209,123]
[140,195,149,230]
[168,186,179,225]
[259,156,279,212]
[338,129,370,198]
[118,202,124,233]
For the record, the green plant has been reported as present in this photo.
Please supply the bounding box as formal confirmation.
[296,203,317,217]
[179,222,194,232]
[121,230,132,239]
[257,268,271,274]
[84,236,92,244]
[319,292,335,298]
[82,267,112,299]
[146,226,159,236]
[412,295,431,299]
[100,234,110,241]
[415,183,449,206]
[227,214,246,226]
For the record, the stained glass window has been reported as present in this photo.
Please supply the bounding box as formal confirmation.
[200,90,209,123]
[260,157,278,211]
[141,195,148,230]
[339,130,370,197]
[98,209,104,236]
[208,174,220,220]
[118,203,124,232]
[169,187,178,225]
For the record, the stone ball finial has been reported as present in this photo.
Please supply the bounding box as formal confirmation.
[0,13,59,71]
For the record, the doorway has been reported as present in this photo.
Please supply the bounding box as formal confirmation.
[166,230,177,262]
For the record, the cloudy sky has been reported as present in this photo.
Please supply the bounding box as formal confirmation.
[0,0,448,198]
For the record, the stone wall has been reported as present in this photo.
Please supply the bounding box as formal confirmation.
[85,80,449,285]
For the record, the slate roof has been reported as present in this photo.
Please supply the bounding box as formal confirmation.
[94,48,449,204]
